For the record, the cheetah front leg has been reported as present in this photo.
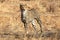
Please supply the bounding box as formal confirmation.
[31,20,37,32]
[24,22,29,35]
[31,20,40,37]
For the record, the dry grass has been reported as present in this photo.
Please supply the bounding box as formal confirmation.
[0,0,60,40]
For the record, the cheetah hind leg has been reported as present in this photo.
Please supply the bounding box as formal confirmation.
[35,18,43,35]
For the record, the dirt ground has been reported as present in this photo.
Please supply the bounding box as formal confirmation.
[0,0,60,40]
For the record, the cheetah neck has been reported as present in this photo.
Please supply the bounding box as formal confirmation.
[23,9,27,16]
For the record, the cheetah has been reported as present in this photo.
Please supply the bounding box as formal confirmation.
[20,4,42,36]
